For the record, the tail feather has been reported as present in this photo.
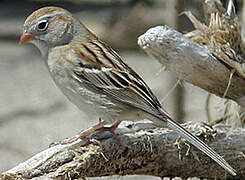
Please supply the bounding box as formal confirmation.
[159,110,236,176]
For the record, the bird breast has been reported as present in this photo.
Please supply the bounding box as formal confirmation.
[46,46,134,123]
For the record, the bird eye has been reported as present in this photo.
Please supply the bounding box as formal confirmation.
[37,20,48,31]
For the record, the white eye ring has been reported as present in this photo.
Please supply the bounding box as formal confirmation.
[37,20,48,31]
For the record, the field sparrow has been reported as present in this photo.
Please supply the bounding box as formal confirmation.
[19,7,236,176]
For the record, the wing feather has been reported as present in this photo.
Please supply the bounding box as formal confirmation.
[71,40,162,115]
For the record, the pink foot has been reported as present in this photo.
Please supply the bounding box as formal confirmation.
[60,121,107,145]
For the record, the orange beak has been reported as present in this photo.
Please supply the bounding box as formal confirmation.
[19,33,34,45]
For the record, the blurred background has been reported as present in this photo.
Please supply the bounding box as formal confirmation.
[0,0,243,179]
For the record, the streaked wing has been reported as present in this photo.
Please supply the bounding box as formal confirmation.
[71,39,162,116]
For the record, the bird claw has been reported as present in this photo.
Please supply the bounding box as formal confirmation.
[50,120,121,146]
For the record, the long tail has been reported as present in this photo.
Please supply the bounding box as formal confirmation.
[158,109,237,176]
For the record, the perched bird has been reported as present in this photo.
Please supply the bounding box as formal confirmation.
[19,7,236,176]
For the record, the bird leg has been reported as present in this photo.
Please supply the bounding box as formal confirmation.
[98,120,122,141]
[61,120,122,145]
[61,120,107,144]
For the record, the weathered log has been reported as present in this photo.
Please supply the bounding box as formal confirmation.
[138,25,245,107]
[1,121,244,179]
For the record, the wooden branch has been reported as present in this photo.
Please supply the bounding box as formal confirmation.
[1,121,244,179]
[137,25,245,107]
